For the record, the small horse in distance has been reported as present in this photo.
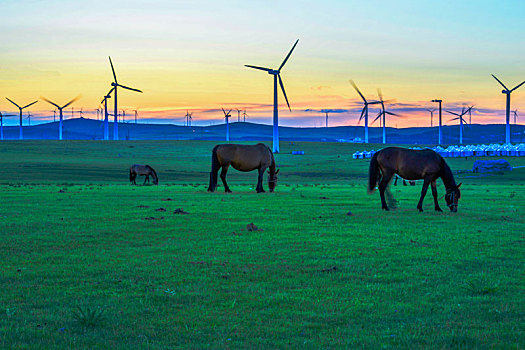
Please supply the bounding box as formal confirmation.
[129,164,159,185]
[207,143,279,193]
[368,147,461,212]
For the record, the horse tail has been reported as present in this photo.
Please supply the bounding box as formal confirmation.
[368,151,380,194]
[129,167,134,183]
[208,145,220,191]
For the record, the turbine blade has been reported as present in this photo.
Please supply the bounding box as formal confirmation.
[367,101,382,105]
[62,95,81,109]
[222,107,226,115]
[357,106,366,124]
[244,65,272,72]
[6,98,21,109]
[446,111,460,116]
[22,101,38,109]
[117,84,143,93]
[377,88,383,102]
[349,80,366,102]
[109,56,118,83]
[385,111,399,116]
[227,109,232,115]
[41,97,60,108]
[278,74,291,112]
[278,39,299,71]
[491,74,508,90]
[107,87,115,96]
[372,113,382,125]
[510,80,525,92]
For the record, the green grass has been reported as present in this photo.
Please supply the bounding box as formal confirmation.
[0,140,524,349]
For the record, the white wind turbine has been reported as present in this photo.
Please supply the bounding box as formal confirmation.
[349,80,381,143]
[41,96,80,140]
[446,107,469,145]
[5,98,38,140]
[372,89,398,144]
[245,39,299,153]
[222,108,232,141]
[108,56,143,140]
[101,88,113,140]
[491,74,525,144]
[185,110,193,126]
[425,108,436,127]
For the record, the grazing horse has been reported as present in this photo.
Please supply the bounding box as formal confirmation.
[207,143,279,193]
[368,147,461,212]
[129,164,159,185]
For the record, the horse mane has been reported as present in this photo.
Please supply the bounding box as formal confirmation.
[267,145,276,173]
[146,165,158,180]
[440,157,457,190]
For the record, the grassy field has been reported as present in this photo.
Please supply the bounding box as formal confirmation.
[1,140,524,349]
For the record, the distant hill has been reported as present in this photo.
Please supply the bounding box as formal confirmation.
[2,118,525,145]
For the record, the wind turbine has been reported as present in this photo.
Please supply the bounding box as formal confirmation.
[41,96,80,140]
[431,99,443,145]
[245,39,299,153]
[349,80,381,143]
[26,112,32,126]
[222,108,232,141]
[446,107,469,144]
[53,110,57,122]
[467,105,475,124]
[322,109,329,128]
[185,111,193,126]
[425,108,436,127]
[134,109,138,124]
[0,112,16,140]
[491,74,525,144]
[512,109,518,124]
[236,109,242,122]
[242,109,247,122]
[5,98,38,140]
[79,108,84,119]
[372,89,398,144]
[108,56,143,140]
[101,88,113,140]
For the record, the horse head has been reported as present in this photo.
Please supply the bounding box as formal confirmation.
[445,183,461,212]
[267,168,279,192]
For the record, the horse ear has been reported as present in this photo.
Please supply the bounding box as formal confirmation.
[276,169,280,174]
[457,183,462,189]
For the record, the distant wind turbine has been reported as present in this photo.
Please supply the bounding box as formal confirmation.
[26,112,32,126]
[185,111,193,126]
[0,112,16,140]
[431,99,443,145]
[242,110,247,122]
[41,96,80,140]
[53,110,57,122]
[491,74,525,144]
[134,109,138,124]
[425,108,436,127]
[222,108,232,141]
[467,105,475,124]
[372,89,399,144]
[322,109,329,128]
[245,39,299,153]
[108,56,143,140]
[349,80,381,143]
[101,88,113,140]
[236,109,242,122]
[512,109,518,124]
[5,98,38,140]
[446,107,469,144]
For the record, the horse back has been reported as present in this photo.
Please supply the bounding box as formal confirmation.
[377,147,443,180]
[216,143,272,171]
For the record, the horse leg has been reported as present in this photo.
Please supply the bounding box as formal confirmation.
[416,177,432,212]
[220,165,232,193]
[378,171,394,211]
[403,179,407,186]
[256,168,265,193]
[394,176,398,186]
[431,181,442,212]
[143,175,148,185]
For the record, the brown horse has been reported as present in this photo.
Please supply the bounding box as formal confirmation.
[207,143,279,193]
[368,147,461,212]
[130,164,159,185]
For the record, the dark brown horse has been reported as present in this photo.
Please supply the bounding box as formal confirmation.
[130,164,159,185]
[207,143,279,193]
[368,147,461,212]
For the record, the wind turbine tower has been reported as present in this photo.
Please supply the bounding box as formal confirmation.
[5,98,38,140]
[431,99,443,145]
[245,39,299,153]
[222,108,232,141]
[491,74,525,144]
[108,56,143,140]
[101,88,113,140]
[242,110,247,122]
[42,96,80,140]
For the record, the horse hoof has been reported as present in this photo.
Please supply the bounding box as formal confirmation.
[418,208,423,212]
[225,190,232,193]
[382,207,389,211]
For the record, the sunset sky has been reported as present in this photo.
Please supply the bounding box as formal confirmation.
[1,0,524,128]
